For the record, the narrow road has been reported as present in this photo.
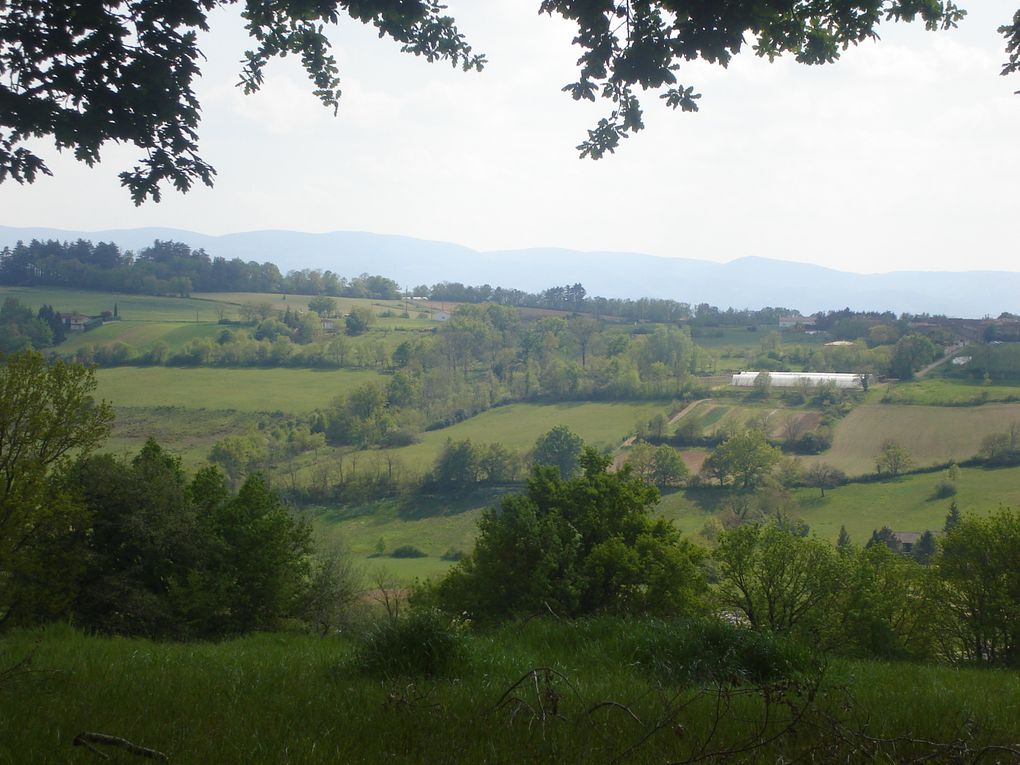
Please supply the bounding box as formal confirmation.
[915,342,966,379]
[613,399,708,470]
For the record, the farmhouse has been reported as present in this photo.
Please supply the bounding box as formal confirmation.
[64,313,92,332]
[779,314,816,329]
[890,531,921,553]
[731,371,865,389]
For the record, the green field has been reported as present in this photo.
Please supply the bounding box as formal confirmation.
[792,464,1020,544]
[195,291,444,328]
[0,285,234,322]
[3,287,444,360]
[803,402,1020,476]
[102,407,286,467]
[683,400,814,439]
[881,377,1020,406]
[333,400,674,477]
[306,490,515,581]
[95,366,383,413]
[655,464,1020,546]
[58,320,225,353]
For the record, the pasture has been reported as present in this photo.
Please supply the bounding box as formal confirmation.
[195,291,444,328]
[330,399,675,477]
[58,320,223,354]
[683,400,815,439]
[101,407,283,468]
[803,402,1020,476]
[792,464,1020,544]
[306,490,512,581]
[0,285,234,322]
[95,366,382,412]
[881,377,1020,406]
[654,464,1020,547]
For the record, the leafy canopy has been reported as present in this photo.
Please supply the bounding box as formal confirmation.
[435,447,706,620]
[4,1,1016,201]
[0,350,113,624]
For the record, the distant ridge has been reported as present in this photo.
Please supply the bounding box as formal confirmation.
[1,225,1016,318]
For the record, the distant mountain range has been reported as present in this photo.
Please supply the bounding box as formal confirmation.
[1,225,1015,318]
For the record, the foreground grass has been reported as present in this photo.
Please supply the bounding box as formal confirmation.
[1,623,1017,764]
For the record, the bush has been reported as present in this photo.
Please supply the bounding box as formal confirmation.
[931,479,958,499]
[634,618,817,687]
[441,548,465,562]
[355,609,465,678]
[391,545,427,558]
[379,428,420,448]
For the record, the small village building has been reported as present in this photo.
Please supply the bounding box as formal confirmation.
[890,531,921,553]
[65,313,92,332]
[779,315,816,329]
[320,318,338,333]
[731,371,865,389]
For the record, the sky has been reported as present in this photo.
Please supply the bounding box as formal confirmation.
[1,1,1018,274]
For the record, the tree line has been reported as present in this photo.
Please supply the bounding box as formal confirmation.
[0,238,402,299]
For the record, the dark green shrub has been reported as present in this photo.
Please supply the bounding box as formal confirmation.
[391,545,427,558]
[635,618,817,687]
[931,479,957,499]
[355,609,465,678]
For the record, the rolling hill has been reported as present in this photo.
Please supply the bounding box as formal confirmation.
[3,225,1019,316]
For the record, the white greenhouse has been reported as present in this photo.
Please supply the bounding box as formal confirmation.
[731,371,865,389]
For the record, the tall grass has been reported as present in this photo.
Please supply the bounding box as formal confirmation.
[2,621,1017,764]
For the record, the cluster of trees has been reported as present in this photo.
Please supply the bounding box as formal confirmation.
[0,239,401,299]
[979,423,1020,466]
[0,350,350,637]
[0,297,64,352]
[434,449,707,620]
[427,439,523,490]
[948,343,1020,382]
[428,435,1020,666]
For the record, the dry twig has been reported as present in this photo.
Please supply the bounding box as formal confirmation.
[72,732,168,761]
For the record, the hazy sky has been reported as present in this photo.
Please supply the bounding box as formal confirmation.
[2,1,1018,273]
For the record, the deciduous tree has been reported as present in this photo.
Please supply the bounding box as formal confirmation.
[702,429,782,490]
[0,351,113,624]
[436,448,706,620]
[875,439,914,477]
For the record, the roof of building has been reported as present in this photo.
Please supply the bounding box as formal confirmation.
[891,531,922,545]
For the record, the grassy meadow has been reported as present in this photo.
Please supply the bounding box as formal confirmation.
[881,376,1020,405]
[60,320,224,353]
[655,464,1020,544]
[2,286,446,358]
[0,285,234,322]
[196,291,444,328]
[2,623,1017,765]
[803,402,1020,476]
[96,366,382,413]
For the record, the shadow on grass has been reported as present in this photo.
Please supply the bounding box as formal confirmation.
[679,486,735,515]
[397,486,513,520]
